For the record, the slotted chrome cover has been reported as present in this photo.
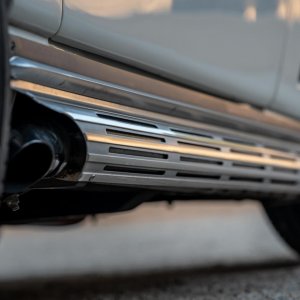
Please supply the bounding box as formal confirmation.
[11,81,300,195]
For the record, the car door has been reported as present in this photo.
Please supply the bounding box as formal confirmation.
[10,0,62,37]
[54,0,286,108]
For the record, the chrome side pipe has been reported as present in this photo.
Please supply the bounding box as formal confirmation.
[7,83,300,198]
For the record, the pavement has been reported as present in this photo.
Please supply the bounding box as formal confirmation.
[0,200,299,299]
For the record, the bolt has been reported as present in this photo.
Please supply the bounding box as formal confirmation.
[5,195,20,212]
[10,40,16,52]
[89,175,96,182]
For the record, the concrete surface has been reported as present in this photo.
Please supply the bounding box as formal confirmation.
[0,201,299,299]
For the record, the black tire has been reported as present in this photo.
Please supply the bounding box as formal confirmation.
[0,0,11,198]
[264,202,300,255]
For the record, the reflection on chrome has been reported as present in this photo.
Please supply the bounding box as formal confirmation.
[66,0,173,18]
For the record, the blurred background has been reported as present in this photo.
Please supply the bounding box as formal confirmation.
[0,201,299,299]
[0,200,297,279]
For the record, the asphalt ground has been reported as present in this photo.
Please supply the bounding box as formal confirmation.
[0,201,299,299]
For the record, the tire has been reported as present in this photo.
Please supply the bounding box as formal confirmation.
[0,0,11,198]
[264,202,300,255]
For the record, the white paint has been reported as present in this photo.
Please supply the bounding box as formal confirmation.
[270,0,300,119]
[54,0,287,108]
[10,0,62,37]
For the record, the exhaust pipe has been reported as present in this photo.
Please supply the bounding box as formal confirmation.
[8,84,300,198]
[3,92,87,195]
[5,124,65,194]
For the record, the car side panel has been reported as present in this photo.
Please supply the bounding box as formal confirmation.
[271,21,300,120]
[54,0,286,108]
[10,0,62,37]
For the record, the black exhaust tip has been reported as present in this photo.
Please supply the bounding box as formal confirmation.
[4,124,65,194]
[5,141,54,194]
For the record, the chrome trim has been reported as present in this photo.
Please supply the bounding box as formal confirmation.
[11,80,300,152]
[86,134,300,170]
[9,32,300,143]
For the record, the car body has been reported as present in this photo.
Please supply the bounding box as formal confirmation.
[1,0,300,253]
[9,0,300,118]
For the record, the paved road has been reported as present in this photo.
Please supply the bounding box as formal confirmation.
[0,201,299,299]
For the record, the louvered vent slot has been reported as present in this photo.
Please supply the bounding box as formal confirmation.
[180,156,223,165]
[197,189,215,193]
[230,149,263,157]
[223,137,255,146]
[171,129,213,139]
[97,113,157,128]
[270,154,297,162]
[104,166,165,175]
[178,141,220,151]
[109,147,168,159]
[268,145,287,152]
[176,173,221,179]
[229,177,264,183]
[272,167,298,174]
[232,162,264,170]
[270,179,298,185]
[106,129,165,143]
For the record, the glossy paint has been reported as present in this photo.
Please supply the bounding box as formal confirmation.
[271,22,300,119]
[54,0,287,108]
[10,0,62,37]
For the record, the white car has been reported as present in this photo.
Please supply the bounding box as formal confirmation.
[1,0,300,254]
